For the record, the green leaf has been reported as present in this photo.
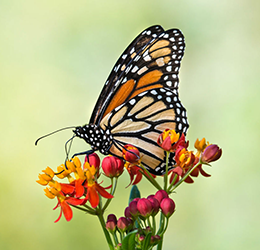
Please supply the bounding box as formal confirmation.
[122,230,138,250]
[142,232,152,250]
[129,185,141,204]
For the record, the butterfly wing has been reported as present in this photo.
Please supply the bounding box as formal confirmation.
[90,25,165,125]
[99,88,188,175]
[90,25,185,126]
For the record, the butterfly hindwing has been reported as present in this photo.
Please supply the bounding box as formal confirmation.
[99,87,188,175]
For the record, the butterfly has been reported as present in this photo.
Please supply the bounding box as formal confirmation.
[73,25,189,175]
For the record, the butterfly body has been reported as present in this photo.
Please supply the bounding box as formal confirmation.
[74,25,189,175]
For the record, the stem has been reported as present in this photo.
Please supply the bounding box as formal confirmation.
[164,151,170,191]
[97,211,114,250]
[70,204,96,215]
[102,178,118,213]
[167,172,178,193]
[170,161,202,192]
[152,216,156,235]
[139,164,162,190]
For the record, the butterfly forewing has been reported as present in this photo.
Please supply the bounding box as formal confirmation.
[90,25,165,125]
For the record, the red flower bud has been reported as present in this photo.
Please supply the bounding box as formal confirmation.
[147,197,160,216]
[117,217,129,232]
[122,144,141,164]
[84,153,100,169]
[137,198,153,217]
[154,190,169,203]
[160,198,175,218]
[124,206,131,218]
[201,144,222,163]
[102,156,124,178]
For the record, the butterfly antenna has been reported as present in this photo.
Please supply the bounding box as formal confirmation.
[35,126,76,145]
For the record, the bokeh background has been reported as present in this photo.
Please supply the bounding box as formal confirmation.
[1,0,259,249]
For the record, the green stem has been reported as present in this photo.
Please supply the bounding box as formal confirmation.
[164,151,170,191]
[102,178,118,213]
[152,216,156,235]
[139,164,162,190]
[156,236,163,250]
[97,211,114,250]
[170,161,202,192]
[70,204,96,215]
[167,172,178,193]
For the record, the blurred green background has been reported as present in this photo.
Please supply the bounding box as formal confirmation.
[1,0,260,249]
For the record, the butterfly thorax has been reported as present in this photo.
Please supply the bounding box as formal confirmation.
[74,124,112,154]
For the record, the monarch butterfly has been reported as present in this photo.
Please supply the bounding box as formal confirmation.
[73,25,189,175]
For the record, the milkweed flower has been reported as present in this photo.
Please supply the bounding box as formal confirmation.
[157,129,180,152]
[160,198,175,218]
[122,144,141,165]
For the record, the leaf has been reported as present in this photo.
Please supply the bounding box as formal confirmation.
[142,232,152,250]
[128,185,141,204]
[122,230,138,250]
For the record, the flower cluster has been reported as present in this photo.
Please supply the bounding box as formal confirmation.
[37,128,222,249]
[37,153,124,222]
[106,190,175,249]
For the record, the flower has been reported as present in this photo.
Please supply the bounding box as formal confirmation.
[157,129,180,151]
[175,147,196,169]
[147,197,160,216]
[36,167,55,185]
[102,155,124,178]
[160,198,175,218]
[201,144,222,163]
[125,163,143,186]
[122,144,141,165]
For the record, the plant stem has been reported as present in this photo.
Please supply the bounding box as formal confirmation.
[164,151,170,191]
[97,211,114,250]
[140,164,162,190]
[102,178,118,213]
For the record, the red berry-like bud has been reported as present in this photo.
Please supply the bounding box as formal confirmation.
[147,197,160,216]
[129,200,139,217]
[160,198,175,218]
[84,153,100,169]
[201,144,222,163]
[124,206,131,218]
[102,156,124,178]
[137,198,153,217]
[154,190,169,203]
[117,217,129,232]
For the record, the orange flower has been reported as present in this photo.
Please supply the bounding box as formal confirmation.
[122,144,141,165]
[157,129,180,152]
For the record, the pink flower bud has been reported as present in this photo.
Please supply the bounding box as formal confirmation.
[160,198,175,218]
[201,144,222,163]
[117,217,129,232]
[106,219,117,232]
[137,198,153,217]
[147,197,160,216]
[154,190,169,203]
[102,156,124,178]
[129,200,139,217]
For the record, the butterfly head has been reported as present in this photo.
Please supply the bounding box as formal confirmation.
[73,124,112,153]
